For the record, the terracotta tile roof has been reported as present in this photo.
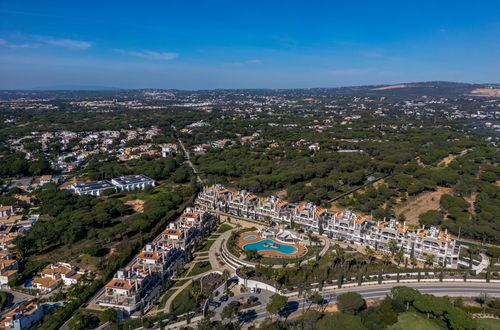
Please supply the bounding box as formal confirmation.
[137,251,162,260]
[276,201,288,207]
[376,221,388,228]
[162,228,184,236]
[416,229,428,237]
[181,212,200,219]
[356,217,367,224]
[439,232,450,242]
[41,266,73,276]
[245,195,257,201]
[105,279,135,290]
[32,276,61,288]
[315,208,326,216]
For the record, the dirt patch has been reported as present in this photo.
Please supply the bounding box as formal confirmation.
[372,84,408,90]
[275,189,287,199]
[59,176,78,189]
[125,199,144,213]
[470,88,500,97]
[394,187,452,225]
[438,154,458,167]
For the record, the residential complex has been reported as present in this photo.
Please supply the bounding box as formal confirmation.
[0,303,44,330]
[91,208,217,314]
[196,185,461,268]
[71,175,155,196]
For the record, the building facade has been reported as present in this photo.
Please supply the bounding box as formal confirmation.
[197,184,461,268]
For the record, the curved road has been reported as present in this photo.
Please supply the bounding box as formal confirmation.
[230,283,500,325]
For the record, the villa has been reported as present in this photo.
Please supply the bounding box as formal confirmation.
[31,263,81,292]
[0,303,44,330]
[196,184,461,268]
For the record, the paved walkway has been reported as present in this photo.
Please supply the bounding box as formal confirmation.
[152,224,236,315]
[459,253,490,273]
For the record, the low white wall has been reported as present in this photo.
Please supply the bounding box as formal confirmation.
[237,276,280,294]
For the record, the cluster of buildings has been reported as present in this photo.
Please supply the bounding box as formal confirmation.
[5,126,166,173]
[0,302,44,330]
[91,208,217,315]
[71,174,156,196]
[196,185,461,268]
[31,263,82,292]
[0,205,40,288]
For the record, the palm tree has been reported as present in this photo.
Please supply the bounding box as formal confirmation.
[222,269,230,281]
[395,250,404,265]
[190,283,201,304]
[410,256,417,269]
[366,248,376,263]
[382,253,392,265]
[388,239,398,256]
[425,254,435,267]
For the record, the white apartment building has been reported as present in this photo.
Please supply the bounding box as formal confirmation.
[196,184,461,268]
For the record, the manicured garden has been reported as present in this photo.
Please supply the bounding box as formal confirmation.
[200,239,215,252]
[187,261,212,277]
[217,224,233,233]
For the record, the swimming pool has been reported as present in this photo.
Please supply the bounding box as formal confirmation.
[243,239,297,255]
[243,235,257,241]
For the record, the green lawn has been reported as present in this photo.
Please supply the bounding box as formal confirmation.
[210,234,221,239]
[390,312,442,330]
[217,224,233,233]
[187,261,212,277]
[171,286,199,315]
[172,279,189,287]
[158,289,176,308]
[476,318,500,330]
[200,240,215,252]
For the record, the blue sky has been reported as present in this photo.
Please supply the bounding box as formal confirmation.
[0,0,499,89]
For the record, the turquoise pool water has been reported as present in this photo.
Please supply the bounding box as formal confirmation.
[243,239,297,255]
[243,235,257,241]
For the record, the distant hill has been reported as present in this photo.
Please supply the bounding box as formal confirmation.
[290,81,500,98]
[26,85,121,91]
[2,81,500,98]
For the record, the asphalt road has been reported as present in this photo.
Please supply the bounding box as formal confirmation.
[234,283,500,325]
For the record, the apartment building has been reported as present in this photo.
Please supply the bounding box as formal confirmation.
[111,175,155,191]
[72,175,155,196]
[71,180,115,196]
[196,184,460,268]
[0,303,44,330]
[92,208,216,315]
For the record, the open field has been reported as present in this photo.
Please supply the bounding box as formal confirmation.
[394,188,452,225]
[476,318,500,329]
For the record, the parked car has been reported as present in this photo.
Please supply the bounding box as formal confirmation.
[209,301,221,307]
[220,295,229,302]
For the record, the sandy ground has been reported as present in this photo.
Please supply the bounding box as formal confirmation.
[275,189,287,199]
[394,187,452,225]
[124,199,145,213]
[372,84,408,90]
[438,154,458,167]
[59,176,78,189]
[471,88,500,97]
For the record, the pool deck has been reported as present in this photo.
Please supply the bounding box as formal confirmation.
[238,231,307,258]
